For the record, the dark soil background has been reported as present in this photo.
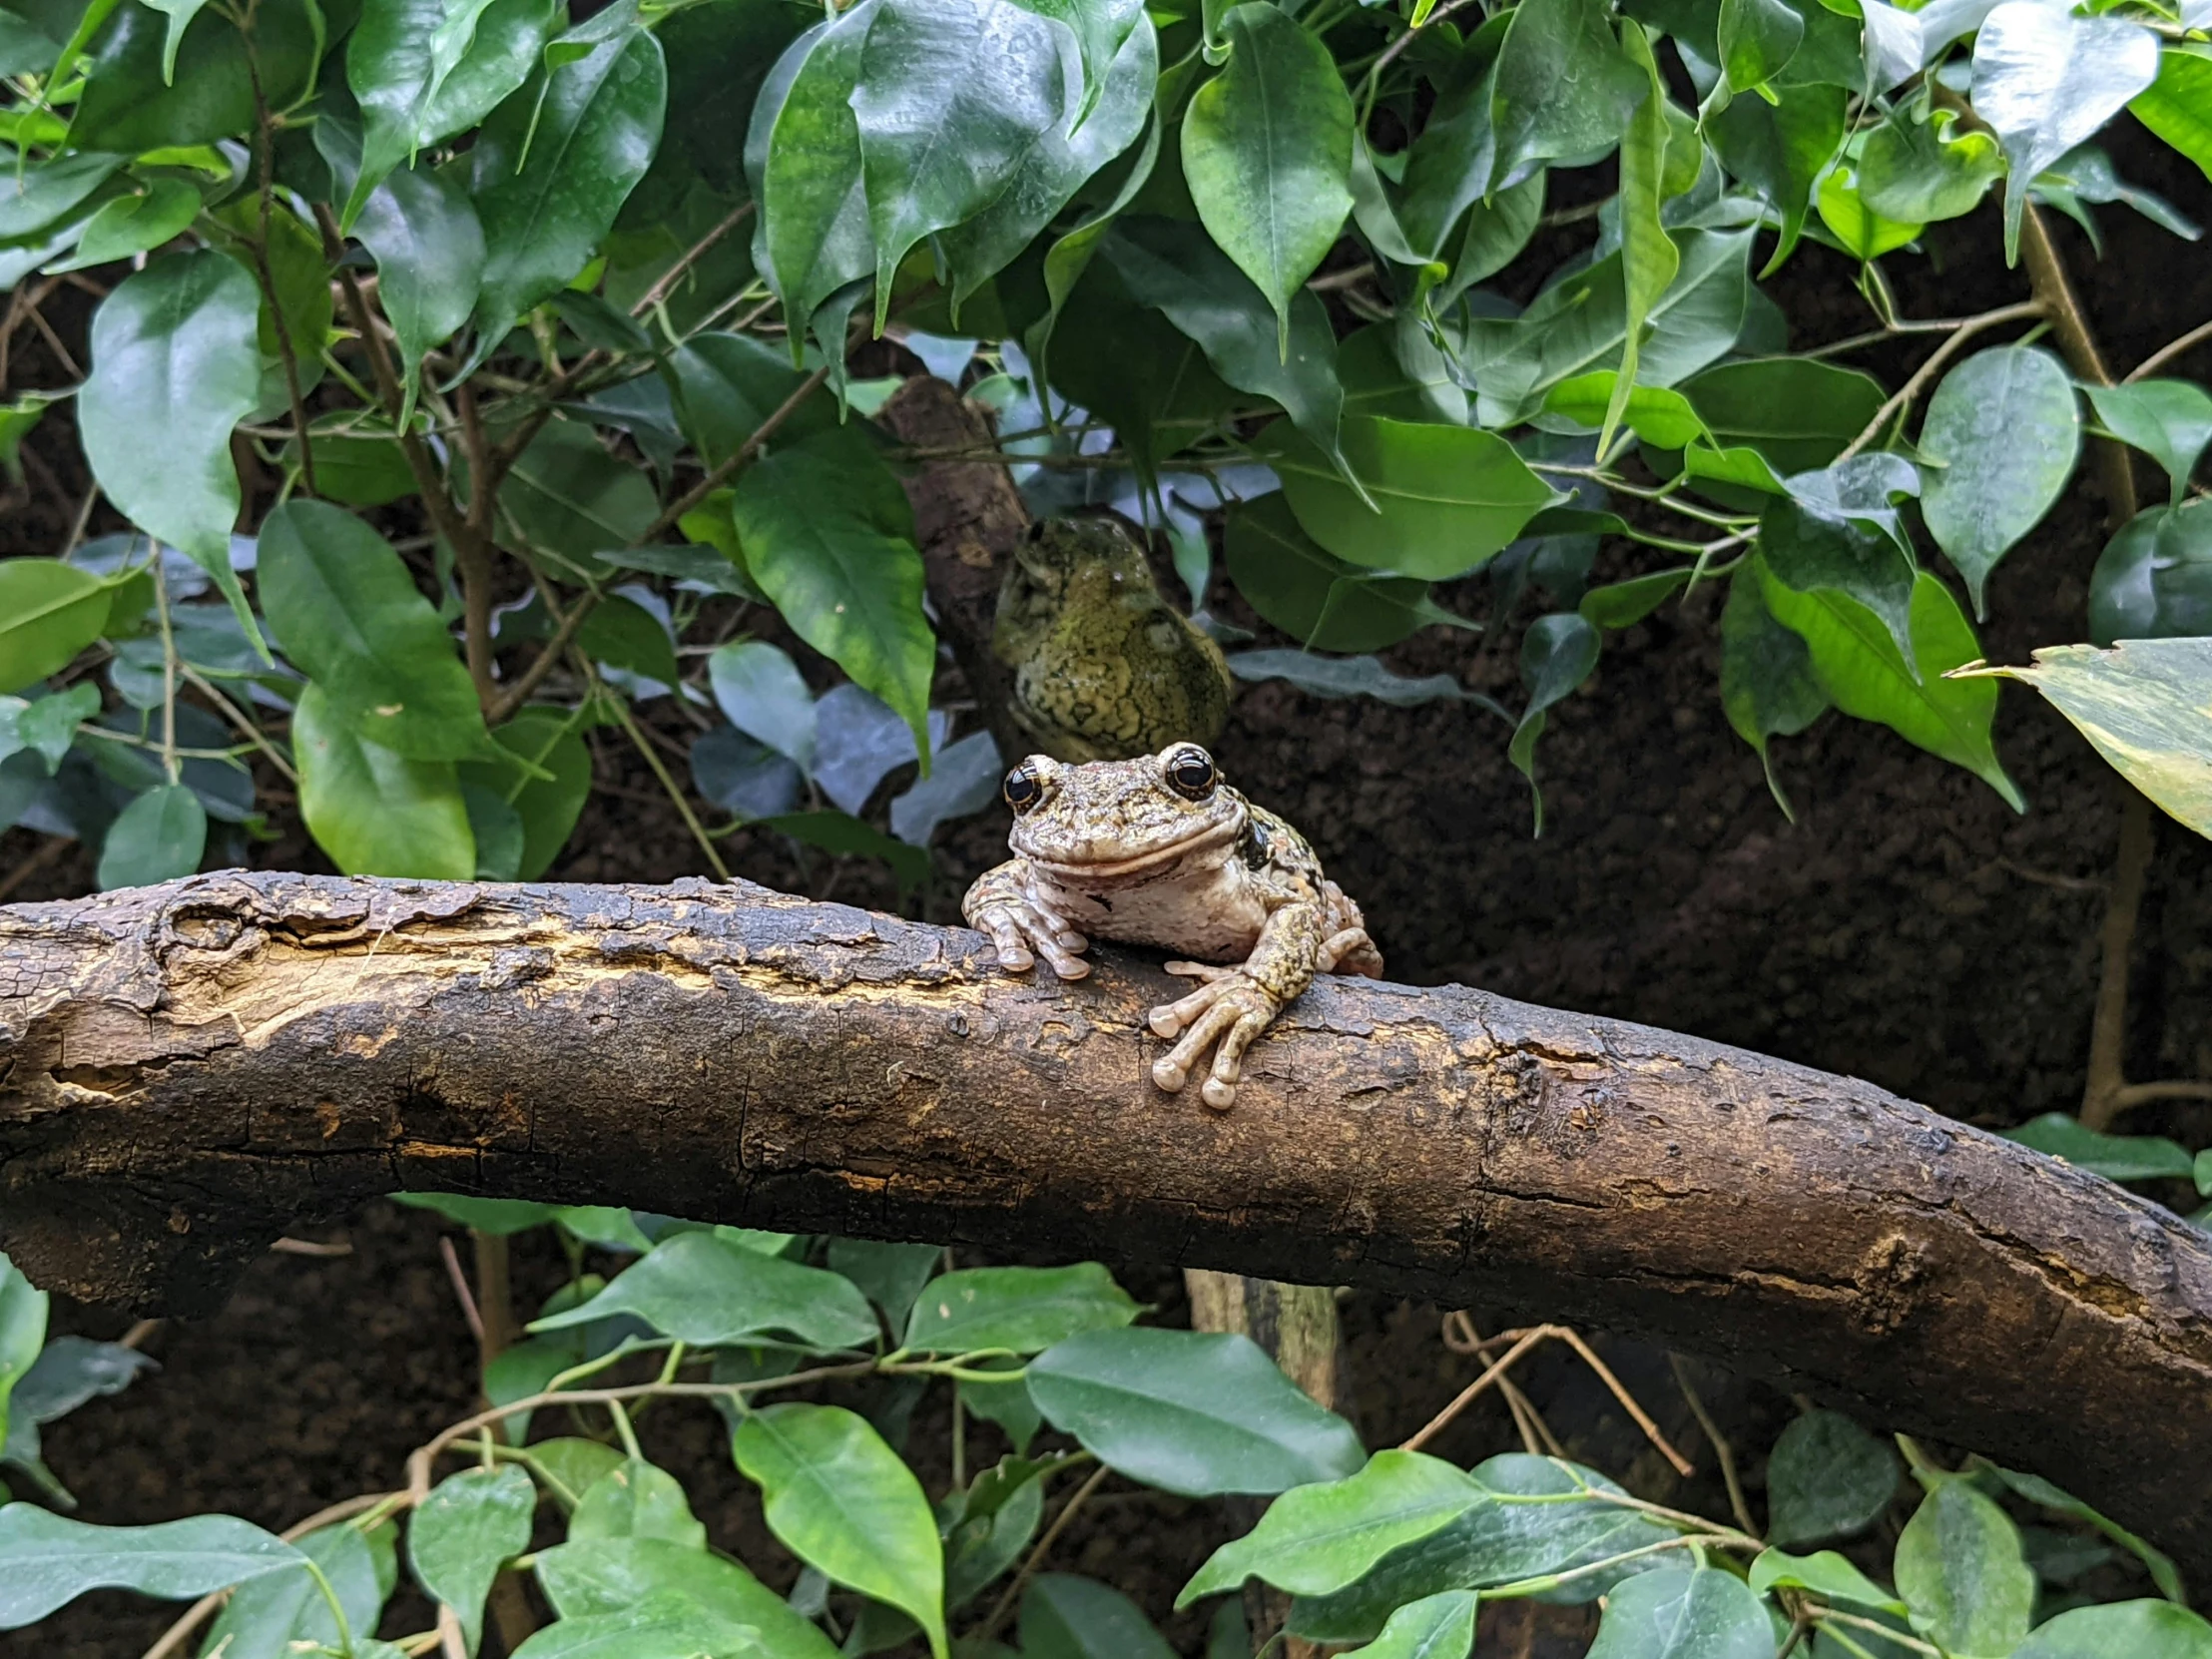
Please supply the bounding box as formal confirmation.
[5,116,2210,1659]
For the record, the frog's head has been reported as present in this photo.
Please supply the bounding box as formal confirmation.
[1002,742,1244,879]
[1010,515,1155,609]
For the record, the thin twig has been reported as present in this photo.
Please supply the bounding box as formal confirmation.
[271,1237,352,1257]
[2127,316,2212,383]
[643,361,833,542]
[631,199,756,320]
[1670,1355,1757,1537]
[602,668,732,880]
[1546,1329,1695,1478]
[120,1319,164,1349]
[2083,787,2154,1129]
[2109,1078,2212,1111]
[1402,1328,1552,1451]
[181,664,297,784]
[1837,301,2044,460]
[1369,0,1484,79]
[977,1463,1111,1643]
[241,33,316,498]
[0,834,69,902]
[438,1235,487,1346]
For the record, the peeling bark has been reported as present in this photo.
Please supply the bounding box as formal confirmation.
[3,871,2210,1578]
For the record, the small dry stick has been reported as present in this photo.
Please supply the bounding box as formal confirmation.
[438,1235,487,1346]
[1670,1355,1757,1537]
[977,1463,1112,1643]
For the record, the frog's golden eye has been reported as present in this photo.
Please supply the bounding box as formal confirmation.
[1164,745,1217,800]
[1002,764,1046,814]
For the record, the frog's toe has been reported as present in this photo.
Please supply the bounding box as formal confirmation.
[1201,1075,1237,1110]
[1152,1054,1189,1091]
[1163,959,1234,982]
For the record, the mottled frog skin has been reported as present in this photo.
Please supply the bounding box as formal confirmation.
[992,516,1233,764]
[962,743,1383,1109]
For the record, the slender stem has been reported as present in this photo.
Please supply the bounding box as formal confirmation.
[449,383,503,710]
[486,596,597,724]
[977,1463,1111,1643]
[1815,1609,1944,1657]
[1670,1355,1757,1538]
[240,28,315,498]
[1837,301,2045,460]
[644,361,834,543]
[631,199,757,320]
[1401,1327,1552,1451]
[2127,316,2212,383]
[2082,788,2154,1130]
[607,1397,645,1460]
[153,554,180,786]
[300,1559,356,1659]
[181,664,297,784]
[604,676,732,880]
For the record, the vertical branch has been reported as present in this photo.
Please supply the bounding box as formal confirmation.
[451,381,501,708]
[154,553,181,786]
[239,15,317,498]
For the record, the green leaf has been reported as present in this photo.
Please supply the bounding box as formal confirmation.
[1389,44,1497,265]
[533,1536,840,1659]
[346,0,489,224]
[1510,611,1601,834]
[1720,562,1829,819]
[1918,345,2078,617]
[418,0,564,159]
[507,1587,748,1659]
[1101,216,1349,476]
[1437,171,1545,308]
[1983,1464,2185,1603]
[571,1458,706,1549]
[1546,372,1706,451]
[293,683,476,878]
[1490,0,1645,188]
[731,1402,947,1659]
[1333,1590,1476,1658]
[1816,163,1923,261]
[496,417,658,582]
[408,1464,535,1653]
[902,1265,1138,1356]
[260,501,488,762]
[1179,1450,1481,1607]
[727,433,936,758]
[71,0,317,151]
[2086,380,2212,505]
[483,1333,581,1442]
[850,0,1070,332]
[1764,1410,1901,1547]
[1605,22,1680,455]
[1020,1573,1178,1659]
[470,7,666,344]
[1970,7,2159,263]
[0,1257,47,1460]
[1227,650,1492,710]
[1223,492,1450,653]
[0,1506,306,1628]
[529,1229,878,1351]
[1960,639,2212,835]
[707,639,818,774]
[1708,81,1846,267]
[746,6,873,331]
[201,1523,385,1659]
[1719,0,1801,92]
[1,682,97,773]
[1181,1,1354,350]
[0,560,114,694]
[1679,356,1884,475]
[2001,1113,2196,1181]
[453,708,590,879]
[353,163,486,421]
[1859,109,2003,225]
[95,783,206,889]
[1026,1328,1365,1498]
[826,1240,940,1329]
[662,331,835,467]
[79,252,261,627]
[1748,1548,1906,1612]
[1894,1480,2034,1659]
[2088,508,2211,649]
[761,810,931,896]
[1759,562,2021,810]
[526,1439,626,1511]
[1263,415,1559,581]
[578,594,679,690]
[1585,1567,1773,1659]
[2133,50,2212,188]
[1759,467,1919,666]
[0,150,122,242]
[390,1193,563,1233]
[2012,1600,2212,1658]
[1580,568,1694,629]
[1291,1455,1679,1644]
[46,177,202,274]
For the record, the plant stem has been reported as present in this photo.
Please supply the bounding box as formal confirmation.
[1837,301,2045,460]
[644,361,834,542]
[976,1463,1111,1643]
[181,664,297,783]
[2082,788,2153,1130]
[240,26,315,499]
[598,666,733,880]
[2127,316,2212,383]
[154,553,180,786]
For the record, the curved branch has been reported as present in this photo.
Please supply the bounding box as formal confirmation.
[3,872,2210,1582]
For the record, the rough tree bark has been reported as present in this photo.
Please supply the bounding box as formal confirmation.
[3,872,2209,1579]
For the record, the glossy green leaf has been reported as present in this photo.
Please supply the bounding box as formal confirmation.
[902,1265,1138,1356]
[0,561,113,694]
[1970,6,2159,262]
[1748,1548,1906,1611]
[1020,1572,1178,1659]
[1226,650,1492,710]
[2012,1600,2212,1658]
[1720,562,1829,819]
[1816,163,1923,261]
[95,783,205,890]
[2,682,97,773]
[1919,346,2078,616]
[353,163,486,421]
[1437,171,1545,308]
[1680,357,1884,475]
[390,1193,563,1233]
[79,253,260,623]
[1585,1567,1773,1659]
[418,0,563,153]
[71,0,316,151]
[1027,1328,1365,1498]
[0,1506,305,1628]
[662,331,834,467]
[1859,109,2003,225]
[496,418,658,583]
[1040,262,1242,477]
[533,1536,840,1659]
[1759,485,1919,667]
[47,177,201,274]
[1961,639,2212,835]
[1490,0,1644,188]
[1707,81,1846,268]
[851,0,1069,331]
[199,1523,385,1659]
[469,787,526,881]
[0,149,120,242]
[732,1402,947,1659]
[1509,611,1601,834]
[1985,1464,2185,1602]
[456,708,592,879]
[506,1587,745,1659]
[2086,380,2212,505]
[1181,2,1354,349]
[529,1229,878,1351]
[408,1466,535,1656]
[728,432,936,758]
[0,1257,46,1463]
[293,684,476,879]
[762,809,930,895]
[706,639,818,774]
[1764,1410,1901,1547]
[2000,1113,2196,1182]
[1546,373,1705,451]
[1894,1480,2034,1659]
[1223,492,1451,653]
[2133,50,2212,188]
[571,1458,706,1549]
[346,0,497,224]
[1761,562,2021,810]
[826,1239,940,1330]
[1264,415,1559,581]
[1605,21,1679,454]
[1180,1451,1481,1606]
[1335,1589,1476,1659]
[1580,567,1694,629]
[471,7,666,344]
[1719,0,1801,92]
[746,6,873,330]
[1290,1455,1678,1644]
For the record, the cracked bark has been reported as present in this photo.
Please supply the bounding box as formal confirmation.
[3,871,2211,1581]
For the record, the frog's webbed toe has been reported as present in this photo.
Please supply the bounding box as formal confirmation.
[1148,965,1282,1110]
[973,899,1090,979]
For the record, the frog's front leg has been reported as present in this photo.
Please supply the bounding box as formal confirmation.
[1149,902,1374,1109]
[962,859,1091,978]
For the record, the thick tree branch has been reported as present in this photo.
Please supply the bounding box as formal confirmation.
[3,873,2210,1579]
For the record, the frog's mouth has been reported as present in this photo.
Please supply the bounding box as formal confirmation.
[1023,814,1243,882]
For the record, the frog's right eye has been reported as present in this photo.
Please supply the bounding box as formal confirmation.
[1003,765,1046,814]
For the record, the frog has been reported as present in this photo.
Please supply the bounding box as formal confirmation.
[991,514,1233,765]
[961,741,1383,1109]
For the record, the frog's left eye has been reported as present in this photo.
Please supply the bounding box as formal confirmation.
[1164,745,1217,800]
[1003,764,1046,814]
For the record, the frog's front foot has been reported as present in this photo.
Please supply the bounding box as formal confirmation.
[1148,963,1283,1110]
[970,896,1090,979]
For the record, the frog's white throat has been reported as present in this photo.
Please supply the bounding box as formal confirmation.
[1019,809,1245,888]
